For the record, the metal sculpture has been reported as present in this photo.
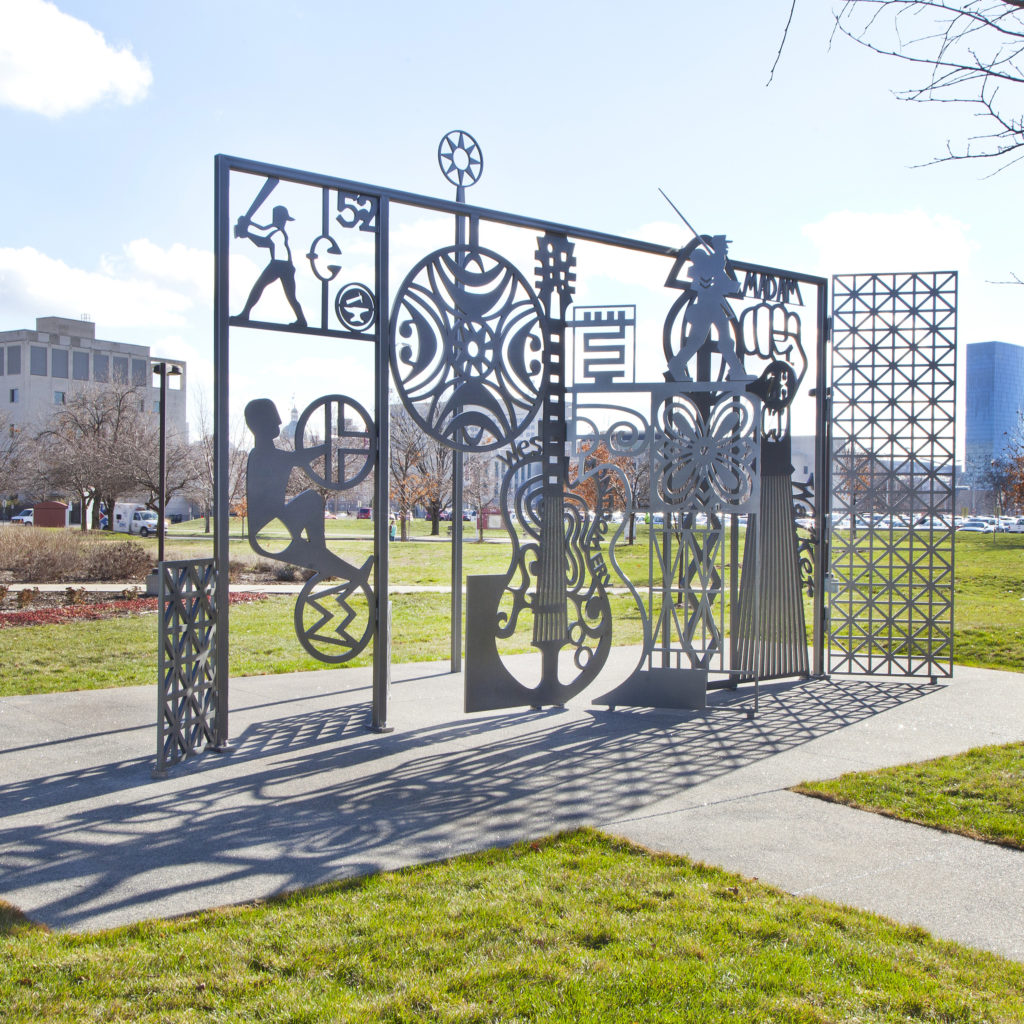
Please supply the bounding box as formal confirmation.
[731,294,811,681]
[438,130,483,190]
[663,234,745,382]
[235,192,307,328]
[244,396,375,663]
[203,136,955,758]
[829,272,957,681]
[570,305,636,387]
[156,558,220,773]
[505,232,613,702]
[390,246,545,452]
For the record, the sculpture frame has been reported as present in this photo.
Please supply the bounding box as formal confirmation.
[206,145,954,751]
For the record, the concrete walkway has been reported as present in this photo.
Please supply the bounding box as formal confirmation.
[1,651,1023,961]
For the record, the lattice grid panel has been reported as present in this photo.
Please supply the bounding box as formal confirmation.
[829,272,956,678]
[157,559,219,771]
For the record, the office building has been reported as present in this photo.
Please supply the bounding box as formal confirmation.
[0,315,187,441]
[964,340,1024,486]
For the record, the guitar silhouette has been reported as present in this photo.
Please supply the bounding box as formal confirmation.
[464,233,612,711]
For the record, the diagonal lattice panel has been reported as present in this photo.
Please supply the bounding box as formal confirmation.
[157,559,219,772]
[829,272,956,679]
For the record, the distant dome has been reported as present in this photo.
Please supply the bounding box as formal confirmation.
[280,402,299,444]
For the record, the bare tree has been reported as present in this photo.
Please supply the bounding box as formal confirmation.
[0,414,27,514]
[985,454,1016,515]
[463,450,500,543]
[389,404,427,541]
[189,388,248,534]
[994,411,1024,511]
[131,431,196,515]
[35,383,148,529]
[775,2,1024,171]
[418,439,454,536]
[621,448,651,546]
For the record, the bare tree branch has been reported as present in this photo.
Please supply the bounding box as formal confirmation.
[768,0,799,84]
[776,2,1024,169]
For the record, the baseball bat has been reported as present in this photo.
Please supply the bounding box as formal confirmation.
[234,177,279,237]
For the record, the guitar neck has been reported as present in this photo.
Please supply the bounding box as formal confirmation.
[532,234,574,649]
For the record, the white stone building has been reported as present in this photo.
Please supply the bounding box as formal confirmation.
[0,315,187,441]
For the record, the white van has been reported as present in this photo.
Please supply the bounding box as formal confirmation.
[113,503,161,537]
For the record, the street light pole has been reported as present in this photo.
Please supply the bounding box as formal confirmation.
[152,362,182,564]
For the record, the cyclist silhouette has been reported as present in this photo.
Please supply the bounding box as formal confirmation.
[244,398,369,585]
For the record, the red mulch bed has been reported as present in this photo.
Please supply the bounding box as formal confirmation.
[0,591,266,629]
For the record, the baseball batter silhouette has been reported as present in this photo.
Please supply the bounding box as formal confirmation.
[236,205,307,328]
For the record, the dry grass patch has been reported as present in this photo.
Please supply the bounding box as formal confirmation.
[0,526,150,582]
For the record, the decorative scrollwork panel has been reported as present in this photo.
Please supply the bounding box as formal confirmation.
[390,246,546,452]
[650,387,760,515]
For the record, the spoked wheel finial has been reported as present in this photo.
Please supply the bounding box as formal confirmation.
[438,130,483,190]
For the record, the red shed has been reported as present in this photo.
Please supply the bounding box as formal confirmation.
[480,506,502,530]
[34,501,69,528]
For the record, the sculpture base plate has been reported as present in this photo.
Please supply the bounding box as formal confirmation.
[594,667,708,711]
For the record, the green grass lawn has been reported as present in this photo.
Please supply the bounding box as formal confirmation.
[4,538,1024,1015]
[3,830,1022,1024]
[158,527,1024,676]
[0,592,647,698]
[8,528,1024,697]
[793,742,1024,851]
[160,518,667,588]
[944,532,1024,671]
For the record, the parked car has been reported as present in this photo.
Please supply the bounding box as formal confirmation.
[1006,517,1024,533]
[356,507,372,520]
[10,508,33,525]
[913,516,952,531]
[957,519,994,533]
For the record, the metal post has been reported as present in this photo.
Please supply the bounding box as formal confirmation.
[812,280,830,678]
[450,182,468,673]
[158,365,167,564]
[451,449,463,671]
[371,197,392,732]
[212,155,231,749]
[152,362,181,564]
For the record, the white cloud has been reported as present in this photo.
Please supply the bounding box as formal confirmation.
[0,0,151,117]
[0,246,192,328]
[0,239,265,335]
[802,210,977,277]
[121,239,213,298]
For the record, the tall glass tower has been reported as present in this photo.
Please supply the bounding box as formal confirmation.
[965,341,1024,486]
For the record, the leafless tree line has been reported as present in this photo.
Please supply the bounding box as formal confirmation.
[0,384,247,530]
[388,404,498,541]
[0,392,652,541]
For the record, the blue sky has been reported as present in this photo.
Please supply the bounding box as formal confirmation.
[0,0,1020,434]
